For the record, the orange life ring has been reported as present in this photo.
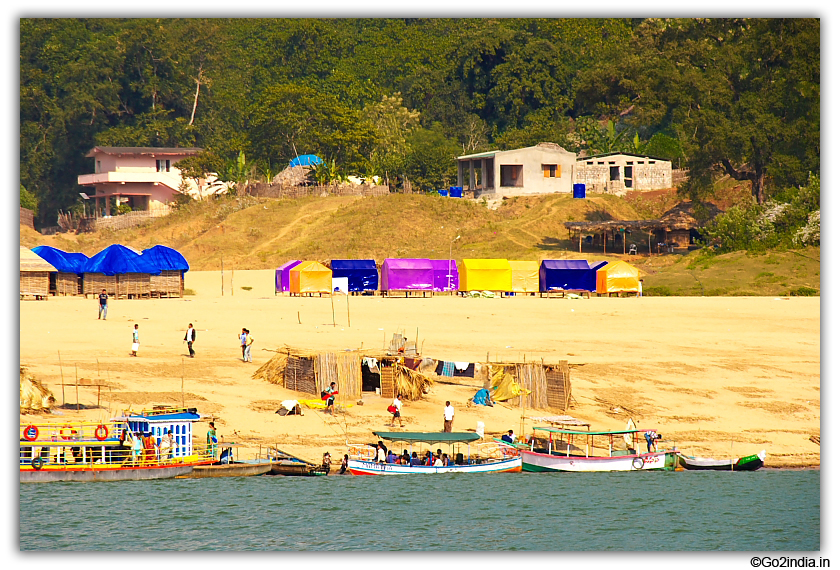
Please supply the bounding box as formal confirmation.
[59,425,73,440]
[23,425,38,442]
[95,424,109,441]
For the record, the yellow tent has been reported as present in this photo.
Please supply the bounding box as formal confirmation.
[458,259,512,292]
[595,260,641,294]
[489,368,529,402]
[508,260,539,293]
[290,261,332,294]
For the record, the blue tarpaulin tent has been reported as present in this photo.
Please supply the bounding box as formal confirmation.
[83,244,158,275]
[31,246,88,273]
[289,154,323,168]
[140,245,190,272]
[539,260,607,292]
[330,260,378,292]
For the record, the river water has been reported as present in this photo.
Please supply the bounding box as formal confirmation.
[19,469,818,551]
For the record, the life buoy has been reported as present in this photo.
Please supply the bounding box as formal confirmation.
[95,424,108,441]
[23,425,38,442]
[59,425,73,440]
[32,456,45,470]
[632,457,645,470]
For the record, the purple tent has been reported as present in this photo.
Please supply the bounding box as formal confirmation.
[381,259,434,291]
[276,260,302,293]
[431,260,459,291]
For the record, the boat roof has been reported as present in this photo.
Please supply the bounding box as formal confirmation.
[532,427,657,436]
[372,431,481,444]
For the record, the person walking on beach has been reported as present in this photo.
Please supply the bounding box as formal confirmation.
[239,328,247,360]
[443,401,455,432]
[130,324,139,357]
[98,289,108,320]
[184,323,196,358]
[244,329,254,362]
[324,382,338,415]
[389,394,404,428]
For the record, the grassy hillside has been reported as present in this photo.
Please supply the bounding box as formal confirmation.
[22,191,819,296]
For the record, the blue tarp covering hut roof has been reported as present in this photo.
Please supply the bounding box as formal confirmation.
[330,259,379,292]
[82,244,160,275]
[289,154,323,168]
[141,245,190,272]
[31,246,88,273]
[540,259,605,292]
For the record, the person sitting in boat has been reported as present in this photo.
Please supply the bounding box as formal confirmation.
[501,430,515,444]
[442,453,452,466]
[410,452,423,466]
[644,431,662,453]
[401,450,411,465]
[433,455,444,467]
[386,450,397,464]
[376,442,387,463]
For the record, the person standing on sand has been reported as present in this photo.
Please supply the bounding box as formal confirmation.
[98,289,108,320]
[239,328,247,360]
[244,329,254,362]
[443,401,455,432]
[324,382,338,415]
[389,394,404,428]
[131,324,139,356]
[184,323,196,358]
[340,454,349,475]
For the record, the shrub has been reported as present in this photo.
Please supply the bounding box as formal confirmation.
[183,288,196,296]
[789,286,818,297]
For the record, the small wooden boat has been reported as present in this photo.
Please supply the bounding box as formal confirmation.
[678,450,766,471]
[347,431,521,475]
[179,443,274,478]
[258,447,327,476]
[517,426,679,472]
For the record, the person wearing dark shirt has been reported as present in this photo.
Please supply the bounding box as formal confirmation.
[98,289,108,320]
[501,430,515,444]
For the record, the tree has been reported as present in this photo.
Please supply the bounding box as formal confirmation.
[363,93,420,186]
[404,123,461,191]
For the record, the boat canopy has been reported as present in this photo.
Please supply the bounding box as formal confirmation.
[373,431,481,444]
[532,427,657,436]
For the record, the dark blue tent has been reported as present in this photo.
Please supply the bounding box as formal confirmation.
[31,246,88,273]
[289,154,323,168]
[540,260,607,292]
[82,244,159,275]
[330,260,378,292]
[141,245,190,272]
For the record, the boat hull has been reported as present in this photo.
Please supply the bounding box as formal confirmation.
[521,450,678,472]
[678,452,765,471]
[20,464,194,483]
[347,456,521,475]
[178,462,273,478]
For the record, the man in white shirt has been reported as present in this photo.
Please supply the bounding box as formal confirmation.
[184,323,196,358]
[443,401,455,432]
[389,394,404,428]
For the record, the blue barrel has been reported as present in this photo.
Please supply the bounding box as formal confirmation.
[437,189,448,197]
[573,183,586,199]
[449,186,463,198]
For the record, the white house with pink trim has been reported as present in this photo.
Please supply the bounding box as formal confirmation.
[77,146,225,215]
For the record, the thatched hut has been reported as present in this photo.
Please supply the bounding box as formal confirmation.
[20,246,56,299]
[82,244,156,298]
[141,245,190,297]
[32,246,88,296]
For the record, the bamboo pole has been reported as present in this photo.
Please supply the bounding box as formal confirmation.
[330,293,336,327]
[346,293,351,327]
[182,357,186,408]
[75,363,79,411]
[58,351,65,406]
[221,255,224,296]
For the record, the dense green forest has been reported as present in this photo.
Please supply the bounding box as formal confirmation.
[20,18,819,234]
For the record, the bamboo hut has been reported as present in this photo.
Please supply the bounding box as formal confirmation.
[487,360,572,412]
[141,245,189,297]
[81,244,156,298]
[31,246,87,296]
[20,247,56,299]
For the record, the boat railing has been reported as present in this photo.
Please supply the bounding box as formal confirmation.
[20,421,125,443]
[347,444,377,461]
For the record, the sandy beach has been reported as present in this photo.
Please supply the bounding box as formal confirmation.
[19,269,820,468]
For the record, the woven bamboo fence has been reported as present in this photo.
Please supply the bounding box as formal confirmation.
[337,353,362,400]
[117,273,151,298]
[83,273,118,296]
[150,270,183,297]
[56,273,81,296]
[545,361,571,411]
[284,354,317,395]
[20,271,49,297]
[515,363,549,410]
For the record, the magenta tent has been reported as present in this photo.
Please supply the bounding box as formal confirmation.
[431,259,459,291]
[380,258,434,291]
[275,260,302,293]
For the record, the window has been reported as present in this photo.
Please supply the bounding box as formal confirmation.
[597,162,605,165]
[500,165,524,187]
[638,161,645,164]
[649,161,655,164]
[96,160,101,174]
[587,161,594,165]
[156,160,171,172]
[542,164,559,178]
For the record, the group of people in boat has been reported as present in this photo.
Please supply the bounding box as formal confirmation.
[372,441,457,467]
